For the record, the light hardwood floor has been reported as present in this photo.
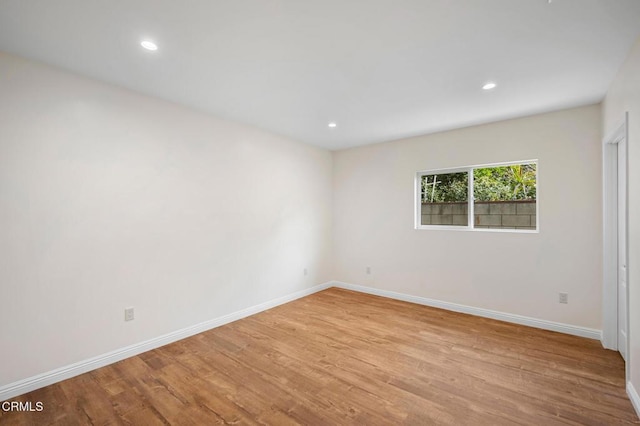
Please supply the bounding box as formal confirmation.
[1,288,638,425]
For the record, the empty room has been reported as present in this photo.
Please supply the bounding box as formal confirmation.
[1,0,640,424]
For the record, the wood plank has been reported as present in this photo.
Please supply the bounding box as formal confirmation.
[1,288,636,425]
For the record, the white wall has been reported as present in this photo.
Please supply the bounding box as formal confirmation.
[0,45,617,398]
[333,104,602,329]
[0,51,333,387]
[603,35,640,403]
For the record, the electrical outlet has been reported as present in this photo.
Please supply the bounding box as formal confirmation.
[366,266,371,275]
[303,268,308,276]
[124,307,135,321]
[559,293,568,304]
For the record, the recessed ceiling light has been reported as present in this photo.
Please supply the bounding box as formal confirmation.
[482,82,497,90]
[141,40,158,51]
[328,122,337,128]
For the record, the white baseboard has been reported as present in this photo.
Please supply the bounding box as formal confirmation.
[0,282,332,402]
[332,281,602,340]
[628,381,640,418]
[0,280,604,402]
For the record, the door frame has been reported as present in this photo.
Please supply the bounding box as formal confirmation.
[602,112,629,373]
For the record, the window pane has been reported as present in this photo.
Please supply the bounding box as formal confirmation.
[421,171,468,226]
[473,163,537,230]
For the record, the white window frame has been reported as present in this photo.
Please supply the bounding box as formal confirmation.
[415,160,539,233]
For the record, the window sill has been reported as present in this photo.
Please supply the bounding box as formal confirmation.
[415,225,539,234]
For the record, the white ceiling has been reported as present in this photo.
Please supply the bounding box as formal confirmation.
[1,1,639,150]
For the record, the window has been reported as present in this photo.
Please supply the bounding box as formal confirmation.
[420,171,469,227]
[416,161,537,232]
